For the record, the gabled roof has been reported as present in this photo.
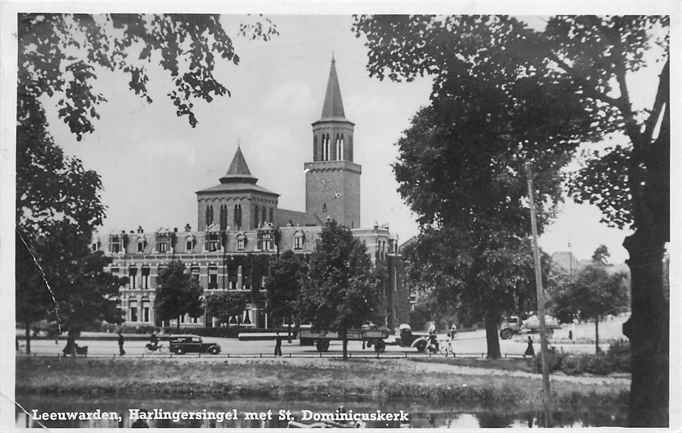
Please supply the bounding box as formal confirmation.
[320,56,346,120]
[220,146,257,184]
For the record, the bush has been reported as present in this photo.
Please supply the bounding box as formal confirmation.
[537,341,631,376]
[534,347,568,373]
[606,340,631,372]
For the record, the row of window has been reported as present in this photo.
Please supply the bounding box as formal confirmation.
[114,265,268,291]
[102,231,306,253]
[315,133,348,161]
[204,203,275,230]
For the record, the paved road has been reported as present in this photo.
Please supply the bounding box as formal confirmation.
[21,329,599,358]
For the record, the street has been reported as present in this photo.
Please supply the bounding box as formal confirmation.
[21,329,601,358]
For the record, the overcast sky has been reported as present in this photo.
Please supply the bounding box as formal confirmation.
[41,14,666,264]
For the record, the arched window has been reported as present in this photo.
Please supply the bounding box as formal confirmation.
[234,204,242,228]
[219,205,227,230]
[254,205,259,229]
[268,207,274,224]
[323,134,330,161]
[337,135,344,160]
[206,204,213,226]
[261,207,267,226]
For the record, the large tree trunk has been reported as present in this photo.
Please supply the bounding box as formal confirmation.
[484,311,501,359]
[621,59,669,426]
[24,322,31,354]
[594,318,600,354]
[623,230,668,427]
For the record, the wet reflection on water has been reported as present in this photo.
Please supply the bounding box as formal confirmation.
[15,395,627,428]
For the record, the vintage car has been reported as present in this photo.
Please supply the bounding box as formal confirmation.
[499,315,561,340]
[168,334,221,355]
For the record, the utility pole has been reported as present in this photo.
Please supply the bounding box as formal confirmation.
[525,163,552,427]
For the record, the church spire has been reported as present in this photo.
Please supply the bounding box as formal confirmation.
[220,145,258,184]
[320,55,346,120]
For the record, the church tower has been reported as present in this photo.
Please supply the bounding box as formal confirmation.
[305,57,361,228]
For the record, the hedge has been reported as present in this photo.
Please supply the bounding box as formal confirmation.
[534,340,630,376]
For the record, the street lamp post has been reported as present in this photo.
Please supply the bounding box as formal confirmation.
[525,163,552,427]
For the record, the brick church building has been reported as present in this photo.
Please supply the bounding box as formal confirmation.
[93,58,409,330]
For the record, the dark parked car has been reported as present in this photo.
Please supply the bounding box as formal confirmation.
[168,335,220,355]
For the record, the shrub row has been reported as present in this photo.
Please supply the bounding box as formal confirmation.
[534,340,630,375]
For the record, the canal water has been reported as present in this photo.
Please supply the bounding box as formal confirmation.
[15,395,627,428]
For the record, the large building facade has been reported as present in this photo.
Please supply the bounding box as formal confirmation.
[94,59,409,329]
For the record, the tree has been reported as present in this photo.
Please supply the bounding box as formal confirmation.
[206,292,248,327]
[592,244,610,265]
[353,15,669,425]
[265,250,306,328]
[16,232,58,354]
[553,264,629,353]
[404,227,548,358]
[24,222,125,354]
[16,13,277,347]
[155,260,204,328]
[298,221,383,359]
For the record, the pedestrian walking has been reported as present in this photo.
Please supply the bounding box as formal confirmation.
[524,336,535,358]
[448,323,457,357]
[118,331,126,356]
[274,331,282,357]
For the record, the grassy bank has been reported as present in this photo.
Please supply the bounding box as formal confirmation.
[16,357,628,411]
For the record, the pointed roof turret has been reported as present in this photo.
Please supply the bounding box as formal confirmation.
[320,55,346,120]
[220,146,258,184]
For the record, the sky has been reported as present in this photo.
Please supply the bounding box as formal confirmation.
[41,14,666,264]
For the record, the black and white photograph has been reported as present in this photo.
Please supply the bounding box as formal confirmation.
[1,2,678,430]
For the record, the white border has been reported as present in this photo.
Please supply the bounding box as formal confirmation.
[0,1,679,432]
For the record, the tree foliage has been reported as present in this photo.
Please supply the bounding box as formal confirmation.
[16,13,277,347]
[265,250,307,327]
[18,14,278,137]
[205,292,248,326]
[403,227,550,358]
[298,221,383,359]
[552,251,629,353]
[155,260,204,326]
[353,15,668,424]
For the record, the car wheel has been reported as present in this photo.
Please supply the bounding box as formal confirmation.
[208,346,220,355]
[500,328,513,340]
[175,347,185,355]
[415,340,427,353]
[374,340,386,353]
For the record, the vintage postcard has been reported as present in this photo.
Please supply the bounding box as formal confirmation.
[1,0,678,430]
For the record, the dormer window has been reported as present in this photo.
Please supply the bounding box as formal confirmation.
[110,235,121,253]
[137,235,147,253]
[186,235,195,252]
[236,233,246,251]
[294,231,305,250]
